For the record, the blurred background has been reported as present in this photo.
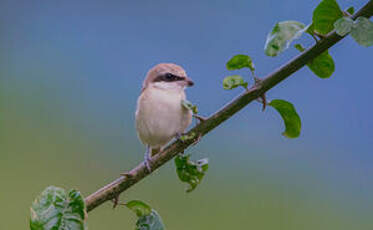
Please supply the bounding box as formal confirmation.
[1,0,372,229]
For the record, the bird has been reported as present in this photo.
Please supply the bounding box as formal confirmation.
[135,63,194,172]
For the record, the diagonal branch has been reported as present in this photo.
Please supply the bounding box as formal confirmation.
[85,0,373,212]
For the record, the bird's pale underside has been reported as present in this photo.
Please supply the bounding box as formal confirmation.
[135,63,194,171]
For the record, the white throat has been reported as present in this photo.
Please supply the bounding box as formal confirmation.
[152,81,185,92]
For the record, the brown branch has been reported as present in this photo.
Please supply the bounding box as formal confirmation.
[85,0,373,212]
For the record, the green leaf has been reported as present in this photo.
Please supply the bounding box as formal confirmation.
[30,186,87,230]
[222,75,248,90]
[126,200,152,217]
[346,6,355,15]
[135,210,165,230]
[308,51,335,79]
[294,44,335,78]
[181,99,198,114]
[350,17,373,47]
[175,155,209,192]
[126,200,165,230]
[226,54,255,72]
[334,17,354,36]
[264,20,306,57]
[269,99,301,138]
[313,0,343,35]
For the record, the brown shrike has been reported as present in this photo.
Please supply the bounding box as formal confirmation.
[136,63,194,171]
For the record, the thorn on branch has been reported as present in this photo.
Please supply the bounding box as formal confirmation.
[253,77,267,111]
[120,171,134,179]
[112,194,120,209]
[192,133,203,146]
[258,94,267,111]
[193,114,207,123]
[313,31,327,40]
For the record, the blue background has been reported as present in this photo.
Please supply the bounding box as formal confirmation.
[0,0,372,229]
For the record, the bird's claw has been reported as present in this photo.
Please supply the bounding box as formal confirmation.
[144,157,152,173]
[143,146,153,173]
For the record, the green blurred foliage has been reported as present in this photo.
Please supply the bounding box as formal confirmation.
[2,84,368,230]
[30,186,87,230]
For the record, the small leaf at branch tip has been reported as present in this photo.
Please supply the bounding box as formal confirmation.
[269,99,301,138]
[30,186,87,230]
[126,200,152,217]
[264,20,306,57]
[350,17,373,47]
[334,17,354,36]
[223,75,248,90]
[295,44,335,78]
[181,99,198,114]
[226,54,255,72]
[312,0,344,35]
[175,155,209,193]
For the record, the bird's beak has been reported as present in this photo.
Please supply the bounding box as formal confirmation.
[186,78,194,87]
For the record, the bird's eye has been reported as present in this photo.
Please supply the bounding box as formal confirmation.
[164,73,176,81]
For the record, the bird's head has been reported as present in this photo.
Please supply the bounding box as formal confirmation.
[143,63,194,91]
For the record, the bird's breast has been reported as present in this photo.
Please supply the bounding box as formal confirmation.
[135,87,192,147]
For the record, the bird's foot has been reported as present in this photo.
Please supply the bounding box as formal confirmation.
[142,146,153,173]
[144,154,152,173]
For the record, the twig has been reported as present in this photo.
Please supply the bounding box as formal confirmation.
[85,0,373,213]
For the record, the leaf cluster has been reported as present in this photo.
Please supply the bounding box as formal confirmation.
[175,154,209,193]
[30,186,87,230]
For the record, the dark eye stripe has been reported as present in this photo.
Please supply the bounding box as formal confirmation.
[153,73,185,82]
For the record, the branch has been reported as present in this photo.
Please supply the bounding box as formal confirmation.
[85,1,373,212]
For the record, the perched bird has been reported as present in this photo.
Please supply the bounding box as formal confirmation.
[136,63,194,171]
